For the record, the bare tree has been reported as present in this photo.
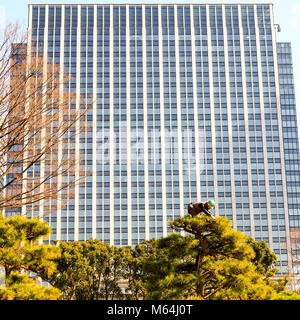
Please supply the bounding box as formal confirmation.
[0,23,87,216]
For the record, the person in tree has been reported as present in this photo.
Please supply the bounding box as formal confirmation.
[188,200,216,219]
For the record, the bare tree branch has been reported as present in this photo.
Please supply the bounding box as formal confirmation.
[0,23,89,217]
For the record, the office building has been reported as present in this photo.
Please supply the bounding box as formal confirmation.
[24,3,300,274]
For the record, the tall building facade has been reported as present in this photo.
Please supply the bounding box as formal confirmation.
[277,42,300,274]
[25,3,300,274]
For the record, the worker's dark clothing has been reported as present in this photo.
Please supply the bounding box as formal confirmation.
[188,201,212,218]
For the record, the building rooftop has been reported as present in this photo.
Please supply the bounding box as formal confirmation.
[28,2,274,6]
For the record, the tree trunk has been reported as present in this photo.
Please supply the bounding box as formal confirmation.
[195,237,209,298]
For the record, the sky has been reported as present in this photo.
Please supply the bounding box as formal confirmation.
[0,0,299,128]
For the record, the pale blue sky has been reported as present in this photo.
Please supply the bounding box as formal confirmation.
[0,0,299,126]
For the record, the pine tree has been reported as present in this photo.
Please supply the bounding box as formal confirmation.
[0,213,61,299]
[141,215,286,300]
